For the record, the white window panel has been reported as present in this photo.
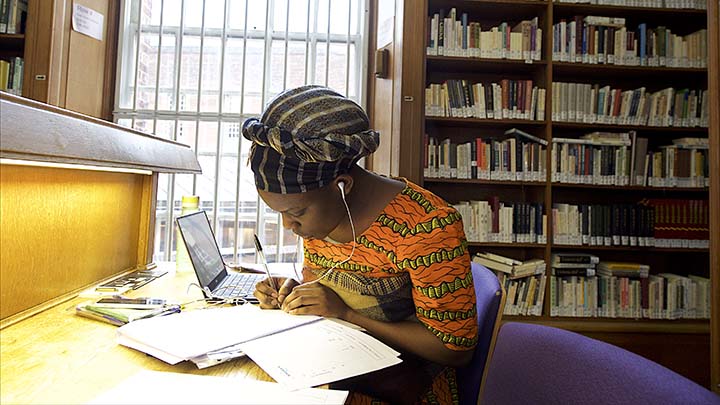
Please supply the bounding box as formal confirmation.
[114,0,368,264]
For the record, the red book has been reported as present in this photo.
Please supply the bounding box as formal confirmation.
[490,196,501,234]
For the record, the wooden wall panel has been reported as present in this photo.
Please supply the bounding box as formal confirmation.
[369,0,399,176]
[397,0,426,184]
[0,165,146,320]
[64,0,109,118]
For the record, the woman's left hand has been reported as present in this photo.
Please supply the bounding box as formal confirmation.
[281,282,351,319]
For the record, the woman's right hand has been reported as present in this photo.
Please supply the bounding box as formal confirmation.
[253,277,299,309]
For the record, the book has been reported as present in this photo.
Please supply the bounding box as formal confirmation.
[552,253,599,265]
[504,127,548,145]
[597,262,650,278]
[475,251,522,266]
[473,255,514,273]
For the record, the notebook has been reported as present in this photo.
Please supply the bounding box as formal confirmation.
[176,211,264,303]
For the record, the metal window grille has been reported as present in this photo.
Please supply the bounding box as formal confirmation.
[114,0,368,264]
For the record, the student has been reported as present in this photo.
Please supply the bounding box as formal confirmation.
[247,85,477,404]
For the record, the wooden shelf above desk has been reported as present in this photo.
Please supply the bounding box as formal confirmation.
[0,94,201,322]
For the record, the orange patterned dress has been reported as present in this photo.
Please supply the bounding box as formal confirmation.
[303,180,477,404]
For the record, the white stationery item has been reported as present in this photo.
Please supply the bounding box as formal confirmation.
[72,3,104,41]
[240,319,402,390]
[87,370,348,405]
[188,317,365,369]
[117,305,321,364]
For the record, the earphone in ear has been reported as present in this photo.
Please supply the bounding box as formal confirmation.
[337,181,346,196]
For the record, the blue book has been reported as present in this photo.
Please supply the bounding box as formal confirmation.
[461,13,468,51]
[638,23,647,64]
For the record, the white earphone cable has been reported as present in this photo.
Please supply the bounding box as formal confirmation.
[306,183,356,285]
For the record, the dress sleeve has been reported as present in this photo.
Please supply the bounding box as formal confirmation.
[397,205,478,351]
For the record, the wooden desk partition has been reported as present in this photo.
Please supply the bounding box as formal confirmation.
[0,93,201,324]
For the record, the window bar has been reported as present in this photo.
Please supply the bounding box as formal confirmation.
[192,0,208,196]
[151,0,165,134]
[112,1,134,122]
[211,0,230,232]
[360,0,369,108]
[309,0,319,84]
[282,0,290,90]
[256,0,274,254]
[131,0,144,128]
[164,0,187,261]
[304,0,311,84]
[233,0,251,263]
[345,0,352,95]
[275,0,289,264]
[325,0,331,87]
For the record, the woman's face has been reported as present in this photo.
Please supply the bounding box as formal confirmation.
[258,184,345,241]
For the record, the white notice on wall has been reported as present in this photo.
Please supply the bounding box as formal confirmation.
[72,3,104,41]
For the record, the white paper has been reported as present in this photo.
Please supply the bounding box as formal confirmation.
[72,4,104,41]
[87,370,348,405]
[240,319,402,390]
[117,305,320,362]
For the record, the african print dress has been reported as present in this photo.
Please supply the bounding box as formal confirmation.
[303,180,478,404]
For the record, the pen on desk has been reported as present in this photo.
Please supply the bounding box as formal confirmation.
[253,234,278,293]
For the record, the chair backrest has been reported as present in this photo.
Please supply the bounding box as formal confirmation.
[481,322,720,405]
[456,262,504,405]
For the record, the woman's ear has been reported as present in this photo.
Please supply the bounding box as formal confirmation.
[334,175,353,197]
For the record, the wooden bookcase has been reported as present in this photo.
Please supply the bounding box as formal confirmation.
[0,0,118,120]
[368,0,714,387]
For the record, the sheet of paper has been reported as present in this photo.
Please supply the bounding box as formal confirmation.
[117,305,320,362]
[235,262,302,279]
[240,319,402,390]
[87,370,348,405]
[72,4,104,41]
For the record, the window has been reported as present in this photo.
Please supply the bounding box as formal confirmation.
[114,0,367,264]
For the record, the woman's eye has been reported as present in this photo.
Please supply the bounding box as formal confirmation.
[289,209,306,218]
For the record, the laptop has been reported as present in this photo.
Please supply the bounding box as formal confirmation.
[176,211,264,303]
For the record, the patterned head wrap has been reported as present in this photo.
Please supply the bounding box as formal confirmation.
[242,85,379,194]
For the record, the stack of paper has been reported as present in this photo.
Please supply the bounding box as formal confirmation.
[88,370,349,404]
[116,305,402,390]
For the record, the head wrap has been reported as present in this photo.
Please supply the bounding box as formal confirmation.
[242,85,379,194]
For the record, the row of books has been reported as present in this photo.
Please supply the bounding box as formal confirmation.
[551,83,709,128]
[454,200,547,244]
[552,17,707,68]
[551,133,710,188]
[552,200,709,248]
[423,129,709,188]
[552,0,706,10]
[424,129,548,181]
[426,9,543,61]
[0,0,27,34]
[548,255,709,319]
[425,80,546,120]
[0,57,23,96]
[472,253,547,316]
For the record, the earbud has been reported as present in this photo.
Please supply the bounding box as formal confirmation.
[337,181,346,196]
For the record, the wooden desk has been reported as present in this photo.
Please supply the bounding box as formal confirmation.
[0,263,272,404]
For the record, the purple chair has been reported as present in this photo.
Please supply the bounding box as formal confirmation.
[481,322,720,404]
[457,262,505,405]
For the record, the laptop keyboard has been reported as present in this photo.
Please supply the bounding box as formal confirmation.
[215,273,265,298]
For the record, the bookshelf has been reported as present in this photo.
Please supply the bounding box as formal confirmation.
[0,0,118,120]
[369,0,714,387]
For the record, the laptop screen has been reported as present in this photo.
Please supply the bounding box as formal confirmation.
[176,211,227,290]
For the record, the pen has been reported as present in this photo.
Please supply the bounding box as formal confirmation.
[253,234,278,293]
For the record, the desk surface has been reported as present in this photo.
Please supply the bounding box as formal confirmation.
[0,263,272,405]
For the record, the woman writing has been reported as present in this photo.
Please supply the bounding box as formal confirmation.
[247,85,477,404]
